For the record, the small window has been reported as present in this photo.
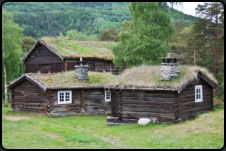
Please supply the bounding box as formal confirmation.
[195,85,203,102]
[105,90,111,102]
[58,90,72,104]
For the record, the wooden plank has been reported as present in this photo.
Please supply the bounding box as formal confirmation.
[179,93,211,100]
[122,113,175,120]
[179,106,212,115]
[14,102,47,106]
[179,96,212,104]
[123,104,175,110]
[122,100,175,106]
[53,104,81,108]
[180,99,212,107]
[180,102,212,111]
[122,91,175,97]
[15,108,47,114]
[181,85,212,92]
[122,107,175,113]
[121,97,175,102]
[84,95,104,99]
[52,107,81,112]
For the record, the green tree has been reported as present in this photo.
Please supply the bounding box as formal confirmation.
[99,26,121,42]
[66,29,98,41]
[2,10,24,106]
[21,36,37,52]
[193,2,224,98]
[112,2,178,70]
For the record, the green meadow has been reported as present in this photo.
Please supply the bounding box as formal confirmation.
[2,100,224,149]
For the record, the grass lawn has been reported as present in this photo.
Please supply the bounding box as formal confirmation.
[2,100,224,149]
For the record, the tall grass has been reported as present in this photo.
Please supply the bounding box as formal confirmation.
[2,101,224,149]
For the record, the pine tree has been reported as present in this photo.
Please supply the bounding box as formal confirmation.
[194,2,224,98]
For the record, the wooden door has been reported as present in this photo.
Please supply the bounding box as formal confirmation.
[111,91,119,117]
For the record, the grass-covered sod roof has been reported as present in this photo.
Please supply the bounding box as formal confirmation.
[40,37,115,60]
[105,65,218,93]
[26,70,116,90]
[7,65,217,93]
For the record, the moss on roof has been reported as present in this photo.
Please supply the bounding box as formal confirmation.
[40,37,115,60]
[26,70,116,88]
[8,65,217,92]
[105,65,218,91]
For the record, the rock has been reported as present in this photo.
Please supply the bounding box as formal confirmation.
[201,114,209,118]
[138,118,151,126]
[152,118,156,122]
[106,122,115,126]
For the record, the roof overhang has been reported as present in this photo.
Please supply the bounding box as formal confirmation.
[45,86,104,90]
[6,74,47,91]
[21,40,64,62]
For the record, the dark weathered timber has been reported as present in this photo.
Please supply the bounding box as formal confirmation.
[120,104,175,110]
[179,106,212,115]
[122,107,174,113]
[111,90,119,117]
[83,89,111,114]
[179,95,212,103]
[122,113,175,120]
[114,90,177,123]
[25,43,64,73]
[121,97,175,102]
[122,101,175,106]
[122,91,175,97]
[12,79,48,113]
[178,78,214,121]
[25,43,62,64]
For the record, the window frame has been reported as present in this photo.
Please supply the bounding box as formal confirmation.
[57,90,72,104]
[105,89,111,102]
[195,85,203,103]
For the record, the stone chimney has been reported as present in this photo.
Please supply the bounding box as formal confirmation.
[158,53,180,80]
[74,57,89,82]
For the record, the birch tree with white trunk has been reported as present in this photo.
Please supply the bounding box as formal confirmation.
[2,10,24,106]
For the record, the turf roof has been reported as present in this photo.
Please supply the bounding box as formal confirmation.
[40,37,115,60]
[7,65,217,93]
[105,65,218,93]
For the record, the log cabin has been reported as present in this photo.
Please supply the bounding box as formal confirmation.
[7,53,217,123]
[21,37,121,74]
[6,64,115,116]
[105,64,218,125]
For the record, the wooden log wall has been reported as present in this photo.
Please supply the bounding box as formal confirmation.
[120,90,177,123]
[66,59,121,75]
[25,43,63,73]
[48,89,111,116]
[48,89,81,116]
[94,60,121,75]
[11,80,48,114]
[178,78,214,121]
[83,89,111,114]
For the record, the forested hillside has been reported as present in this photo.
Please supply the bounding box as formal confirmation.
[2,2,198,39]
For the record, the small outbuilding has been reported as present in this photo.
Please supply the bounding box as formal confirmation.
[22,37,122,74]
[7,67,116,116]
[105,65,218,125]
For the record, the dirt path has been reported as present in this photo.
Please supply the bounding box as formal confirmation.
[2,115,32,121]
